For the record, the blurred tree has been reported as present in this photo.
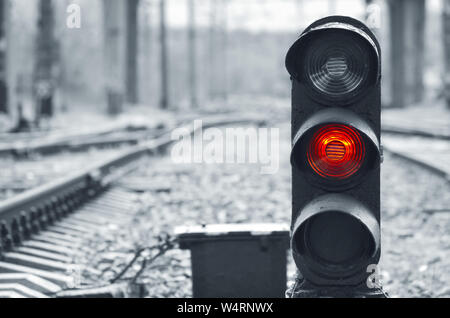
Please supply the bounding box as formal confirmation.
[55,0,71,114]
[388,0,425,108]
[412,0,425,104]
[34,0,59,123]
[218,0,228,102]
[0,0,8,114]
[444,0,450,109]
[103,0,125,115]
[159,0,169,109]
[126,0,139,104]
[208,0,217,100]
[188,0,198,109]
[141,0,152,104]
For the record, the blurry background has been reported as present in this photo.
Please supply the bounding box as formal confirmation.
[0,0,448,129]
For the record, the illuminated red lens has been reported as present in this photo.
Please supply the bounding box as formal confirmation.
[307,124,365,180]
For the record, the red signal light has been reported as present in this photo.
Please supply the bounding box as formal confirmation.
[307,124,365,180]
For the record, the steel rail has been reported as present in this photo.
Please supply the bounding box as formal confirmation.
[0,112,252,158]
[0,127,164,158]
[382,146,450,180]
[381,125,450,141]
[0,116,265,256]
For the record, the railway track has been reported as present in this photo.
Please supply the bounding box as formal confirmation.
[0,112,242,200]
[0,124,166,158]
[0,111,238,158]
[380,106,450,179]
[382,133,450,180]
[0,116,264,298]
[0,148,132,201]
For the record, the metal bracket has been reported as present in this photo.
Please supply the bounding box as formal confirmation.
[286,274,388,298]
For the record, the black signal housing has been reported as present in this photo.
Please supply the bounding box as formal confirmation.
[287,16,381,287]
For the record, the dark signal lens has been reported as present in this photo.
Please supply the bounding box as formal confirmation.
[307,124,365,180]
[302,31,375,104]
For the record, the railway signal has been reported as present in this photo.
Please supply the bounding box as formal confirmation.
[286,16,382,296]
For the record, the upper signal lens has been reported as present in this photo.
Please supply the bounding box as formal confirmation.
[307,124,365,180]
[308,49,365,97]
[301,30,377,104]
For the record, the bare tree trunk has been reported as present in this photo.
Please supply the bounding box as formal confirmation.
[103,0,125,115]
[389,0,406,108]
[0,0,8,114]
[412,0,425,103]
[188,0,198,109]
[126,0,139,104]
[208,0,217,100]
[141,1,152,104]
[5,0,14,119]
[388,0,425,108]
[443,0,450,108]
[34,0,57,122]
[56,0,70,114]
[159,0,169,109]
[219,0,228,101]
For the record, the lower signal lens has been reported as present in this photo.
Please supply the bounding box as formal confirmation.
[307,124,365,180]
